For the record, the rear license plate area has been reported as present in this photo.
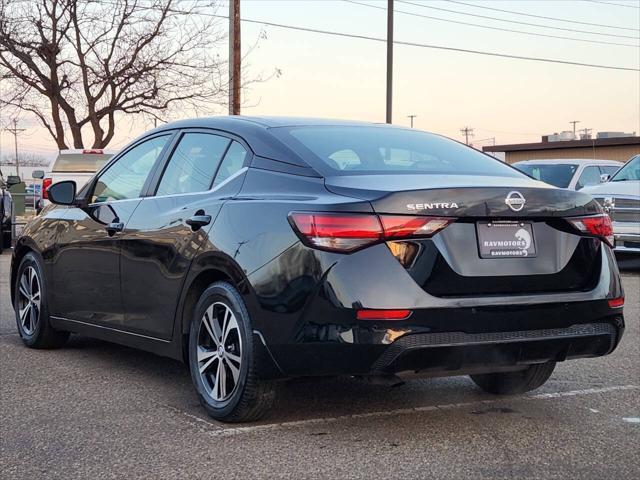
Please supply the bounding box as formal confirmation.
[476,221,536,258]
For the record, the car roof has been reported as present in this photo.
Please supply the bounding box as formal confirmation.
[152,116,379,131]
[512,159,622,166]
[146,116,399,169]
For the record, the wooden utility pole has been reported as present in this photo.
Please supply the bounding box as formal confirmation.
[4,119,26,177]
[229,0,241,115]
[569,120,580,137]
[460,126,474,145]
[386,0,393,124]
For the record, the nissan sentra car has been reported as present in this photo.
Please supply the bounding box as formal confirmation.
[11,117,625,422]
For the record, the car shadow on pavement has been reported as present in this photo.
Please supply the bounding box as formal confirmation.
[55,334,484,425]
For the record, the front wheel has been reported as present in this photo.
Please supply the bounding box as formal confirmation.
[188,282,276,422]
[470,362,556,395]
[14,252,69,348]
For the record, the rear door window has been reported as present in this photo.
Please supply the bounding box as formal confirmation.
[156,133,230,196]
[212,141,248,188]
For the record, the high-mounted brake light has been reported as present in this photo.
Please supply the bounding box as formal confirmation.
[568,214,614,247]
[42,177,52,200]
[356,309,412,320]
[82,149,103,154]
[288,212,454,252]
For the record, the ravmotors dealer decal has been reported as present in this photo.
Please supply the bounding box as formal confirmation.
[477,221,537,258]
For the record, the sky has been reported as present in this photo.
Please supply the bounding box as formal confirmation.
[1,0,639,162]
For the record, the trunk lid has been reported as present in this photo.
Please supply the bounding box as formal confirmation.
[325,174,604,294]
[324,174,601,217]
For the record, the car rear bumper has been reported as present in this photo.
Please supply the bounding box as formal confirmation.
[261,302,624,378]
[248,240,624,379]
[613,224,640,253]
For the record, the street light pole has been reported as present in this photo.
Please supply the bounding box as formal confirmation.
[386,0,393,124]
[407,115,417,128]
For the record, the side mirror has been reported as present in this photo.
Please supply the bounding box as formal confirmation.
[32,170,45,180]
[47,181,77,205]
[6,175,21,186]
[600,174,611,183]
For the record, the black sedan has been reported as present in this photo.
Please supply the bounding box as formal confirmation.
[11,117,624,422]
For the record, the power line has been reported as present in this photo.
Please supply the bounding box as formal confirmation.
[444,0,639,31]
[217,15,638,72]
[582,0,640,8]
[396,0,639,39]
[345,0,639,48]
[6,1,639,72]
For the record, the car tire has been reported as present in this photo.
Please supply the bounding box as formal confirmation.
[14,252,69,348]
[188,281,276,422]
[469,362,556,395]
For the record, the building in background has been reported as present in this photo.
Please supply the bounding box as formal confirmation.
[483,132,640,164]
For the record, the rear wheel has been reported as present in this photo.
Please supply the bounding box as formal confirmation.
[188,282,276,422]
[470,362,556,395]
[14,253,69,348]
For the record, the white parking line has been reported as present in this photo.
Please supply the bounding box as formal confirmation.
[166,384,640,438]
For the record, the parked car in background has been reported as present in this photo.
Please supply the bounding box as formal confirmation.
[25,183,42,208]
[12,117,625,422]
[0,169,17,253]
[41,149,115,206]
[582,155,640,254]
[512,159,622,190]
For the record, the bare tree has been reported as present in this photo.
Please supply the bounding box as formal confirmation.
[0,0,229,149]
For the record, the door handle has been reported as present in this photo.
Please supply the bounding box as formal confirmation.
[106,221,124,236]
[186,214,211,231]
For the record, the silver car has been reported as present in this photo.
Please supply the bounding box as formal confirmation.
[582,155,640,253]
[512,159,622,191]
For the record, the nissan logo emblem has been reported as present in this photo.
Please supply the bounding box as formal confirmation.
[505,191,526,212]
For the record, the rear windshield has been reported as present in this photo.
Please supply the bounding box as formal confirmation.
[52,154,112,173]
[513,163,577,188]
[272,126,523,178]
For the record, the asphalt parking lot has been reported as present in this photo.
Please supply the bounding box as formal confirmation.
[0,251,638,480]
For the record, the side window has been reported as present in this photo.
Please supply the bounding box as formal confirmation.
[576,166,602,190]
[92,135,169,203]
[600,165,620,177]
[156,133,230,196]
[212,141,248,187]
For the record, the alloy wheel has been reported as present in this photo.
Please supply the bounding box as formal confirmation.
[17,266,41,336]
[197,302,243,402]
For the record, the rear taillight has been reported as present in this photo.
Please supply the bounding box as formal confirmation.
[568,214,614,247]
[288,212,453,253]
[379,215,453,239]
[42,177,52,200]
